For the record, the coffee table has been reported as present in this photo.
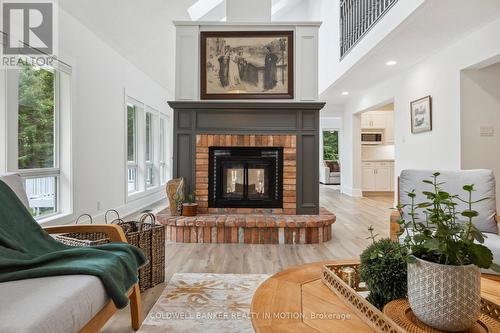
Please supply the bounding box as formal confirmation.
[250,260,500,333]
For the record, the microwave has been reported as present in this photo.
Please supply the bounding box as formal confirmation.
[361,132,383,144]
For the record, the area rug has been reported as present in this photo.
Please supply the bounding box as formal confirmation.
[138,273,270,333]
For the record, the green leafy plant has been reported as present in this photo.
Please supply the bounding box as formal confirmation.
[360,227,407,309]
[184,192,197,205]
[397,173,500,272]
[323,130,339,160]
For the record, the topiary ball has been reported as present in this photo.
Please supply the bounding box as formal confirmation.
[360,238,407,310]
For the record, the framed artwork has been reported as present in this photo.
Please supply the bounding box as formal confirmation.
[410,96,432,133]
[200,31,294,100]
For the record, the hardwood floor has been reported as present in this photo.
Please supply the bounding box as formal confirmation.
[102,186,394,332]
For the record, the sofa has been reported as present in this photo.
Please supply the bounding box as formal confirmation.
[321,160,341,185]
[0,173,142,333]
[390,169,500,275]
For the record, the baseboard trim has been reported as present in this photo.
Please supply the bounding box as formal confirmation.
[363,191,394,197]
[341,187,362,197]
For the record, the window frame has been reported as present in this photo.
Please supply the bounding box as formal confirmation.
[159,114,170,185]
[125,95,170,202]
[144,109,155,189]
[5,65,62,220]
[127,103,139,194]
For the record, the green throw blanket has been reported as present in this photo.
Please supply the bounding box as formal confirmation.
[0,180,147,309]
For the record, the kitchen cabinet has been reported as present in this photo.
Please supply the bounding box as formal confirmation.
[361,111,394,144]
[362,161,394,191]
[361,112,387,129]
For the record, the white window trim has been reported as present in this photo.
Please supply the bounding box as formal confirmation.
[159,114,171,186]
[125,94,170,202]
[2,66,72,221]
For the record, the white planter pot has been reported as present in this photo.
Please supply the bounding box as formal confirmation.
[407,257,481,332]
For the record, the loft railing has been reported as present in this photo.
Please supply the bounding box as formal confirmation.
[340,0,398,59]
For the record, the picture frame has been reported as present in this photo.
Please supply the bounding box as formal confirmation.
[410,95,432,133]
[200,31,294,100]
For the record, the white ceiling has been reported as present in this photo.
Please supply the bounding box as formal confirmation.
[59,0,309,94]
[320,0,500,104]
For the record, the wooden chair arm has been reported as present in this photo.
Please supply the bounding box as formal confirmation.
[44,224,128,243]
[390,210,400,241]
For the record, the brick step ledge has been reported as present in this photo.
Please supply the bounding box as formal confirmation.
[156,208,335,244]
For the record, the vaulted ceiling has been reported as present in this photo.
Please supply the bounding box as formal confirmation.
[59,0,311,94]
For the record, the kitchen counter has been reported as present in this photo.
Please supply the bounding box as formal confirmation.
[362,159,394,162]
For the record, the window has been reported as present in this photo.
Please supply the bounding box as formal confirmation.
[145,111,154,188]
[15,64,59,218]
[2,57,72,222]
[159,116,169,185]
[127,104,138,193]
[125,97,170,199]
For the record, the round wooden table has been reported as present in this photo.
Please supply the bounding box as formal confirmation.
[250,260,375,333]
[251,261,500,333]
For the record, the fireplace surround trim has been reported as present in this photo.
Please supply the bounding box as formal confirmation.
[168,101,325,215]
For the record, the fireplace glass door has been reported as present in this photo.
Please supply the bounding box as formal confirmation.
[247,164,270,200]
[222,162,245,200]
[209,147,283,208]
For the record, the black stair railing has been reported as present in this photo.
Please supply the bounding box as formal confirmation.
[340,0,398,59]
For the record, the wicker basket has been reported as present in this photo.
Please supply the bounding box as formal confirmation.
[55,214,110,247]
[147,214,166,288]
[115,213,165,291]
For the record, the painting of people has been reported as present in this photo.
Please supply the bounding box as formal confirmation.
[201,31,293,99]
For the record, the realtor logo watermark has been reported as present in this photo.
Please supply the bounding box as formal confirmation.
[1,0,57,67]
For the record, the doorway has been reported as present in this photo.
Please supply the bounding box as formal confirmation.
[358,103,395,198]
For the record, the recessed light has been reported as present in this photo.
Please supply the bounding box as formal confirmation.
[386,60,397,66]
[341,91,349,96]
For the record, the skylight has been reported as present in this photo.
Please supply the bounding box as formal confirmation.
[188,0,224,21]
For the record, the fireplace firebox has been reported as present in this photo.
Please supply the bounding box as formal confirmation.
[209,147,283,208]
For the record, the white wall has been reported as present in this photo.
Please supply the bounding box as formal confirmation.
[461,62,500,211]
[227,0,271,22]
[362,145,395,161]
[341,17,500,197]
[310,0,424,94]
[50,8,172,224]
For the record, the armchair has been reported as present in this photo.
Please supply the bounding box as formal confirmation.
[321,160,341,185]
[0,174,142,333]
[389,169,500,276]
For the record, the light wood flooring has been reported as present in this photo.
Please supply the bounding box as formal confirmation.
[102,186,394,332]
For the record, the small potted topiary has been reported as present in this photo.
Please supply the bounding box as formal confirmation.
[181,192,198,217]
[360,227,407,310]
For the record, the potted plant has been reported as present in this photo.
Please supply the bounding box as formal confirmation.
[359,227,407,310]
[182,192,198,217]
[396,173,500,331]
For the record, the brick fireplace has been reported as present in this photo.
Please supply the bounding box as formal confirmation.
[196,134,295,214]
[157,101,335,244]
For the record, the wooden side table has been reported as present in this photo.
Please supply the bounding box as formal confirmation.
[251,261,500,333]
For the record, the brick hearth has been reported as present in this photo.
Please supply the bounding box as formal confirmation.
[195,134,297,214]
[156,208,335,244]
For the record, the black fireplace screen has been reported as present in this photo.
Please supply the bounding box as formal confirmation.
[209,147,283,208]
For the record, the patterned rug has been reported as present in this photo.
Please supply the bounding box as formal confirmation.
[138,273,270,333]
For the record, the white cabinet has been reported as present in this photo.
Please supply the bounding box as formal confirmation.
[362,162,394,191]
[361,111,394,144]
[361,112,387,129]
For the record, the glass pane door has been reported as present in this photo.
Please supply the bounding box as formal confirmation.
[247,164,270,200]
[221,161,245,200]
